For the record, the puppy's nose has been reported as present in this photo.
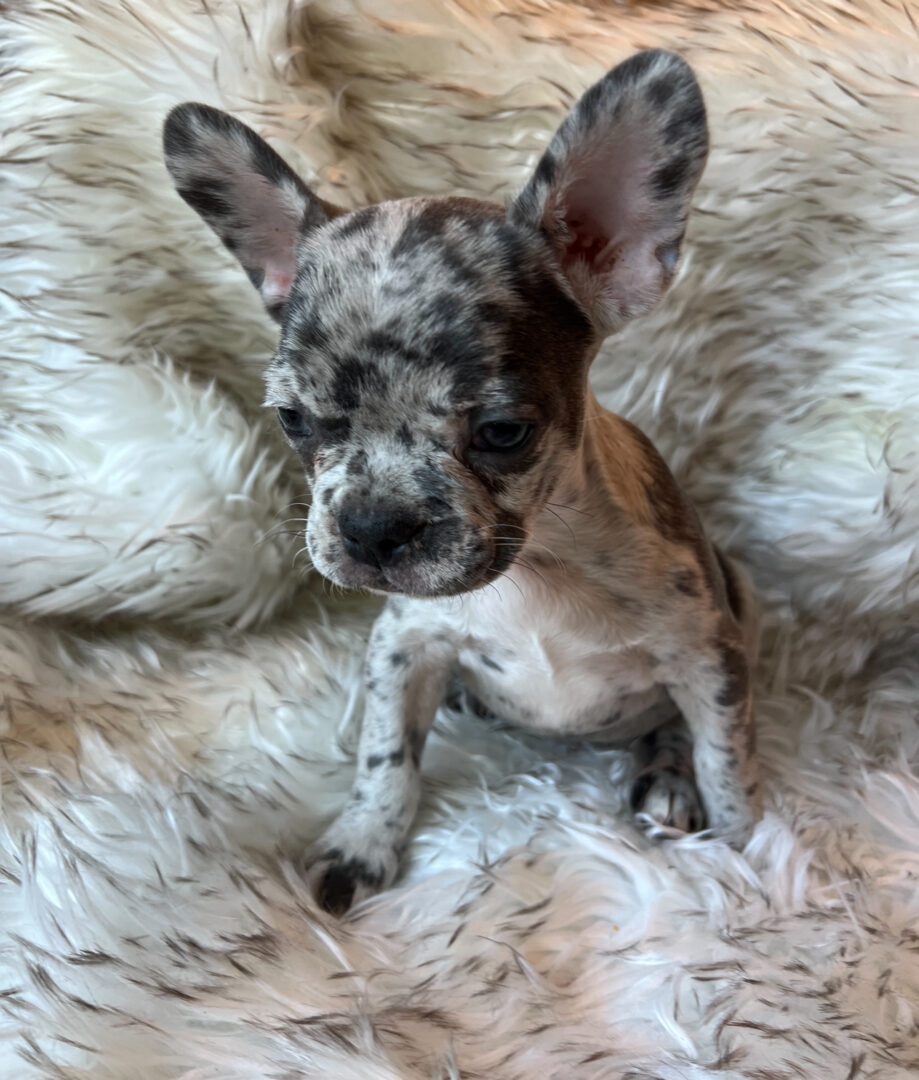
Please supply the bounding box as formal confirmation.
[337,505,427,568]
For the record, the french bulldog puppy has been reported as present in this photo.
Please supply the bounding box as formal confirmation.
[164,49,760,914]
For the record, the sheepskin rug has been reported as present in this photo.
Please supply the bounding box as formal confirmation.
[2,0,919,1075]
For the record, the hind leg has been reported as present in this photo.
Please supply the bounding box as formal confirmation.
[630,718,705,834]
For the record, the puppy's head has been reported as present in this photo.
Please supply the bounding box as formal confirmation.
[163,50,708,597]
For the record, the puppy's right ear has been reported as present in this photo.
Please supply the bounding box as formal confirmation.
[163,103,339,322]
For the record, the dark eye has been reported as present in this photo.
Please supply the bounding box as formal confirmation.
[471,420,534,453]
[277,406,313,438]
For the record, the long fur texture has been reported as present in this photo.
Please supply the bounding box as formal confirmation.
[1,0,918,1075]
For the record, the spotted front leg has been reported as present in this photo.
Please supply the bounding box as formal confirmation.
[664,626,760,848]
[305,602,455,914]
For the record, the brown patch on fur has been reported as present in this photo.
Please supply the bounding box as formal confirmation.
[586,405,725,603]
[585,409,659,528]
[714,634,750,709]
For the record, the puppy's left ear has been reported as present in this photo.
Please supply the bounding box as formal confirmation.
[163,103,343,322]
[511,50,709,336]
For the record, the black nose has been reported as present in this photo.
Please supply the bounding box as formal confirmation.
[337,505,427,569]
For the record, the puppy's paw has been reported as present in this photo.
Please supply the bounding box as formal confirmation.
[304,828,401,915]
[631,768,706,835]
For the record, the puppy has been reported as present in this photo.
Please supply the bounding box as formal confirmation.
[164,49,760,915]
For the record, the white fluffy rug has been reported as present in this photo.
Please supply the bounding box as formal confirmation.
[2,1,919,1075]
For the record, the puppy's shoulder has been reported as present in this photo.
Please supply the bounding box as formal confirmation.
[586,410,689,533]
[585,410,740,619]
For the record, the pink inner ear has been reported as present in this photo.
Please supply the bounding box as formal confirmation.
[565,218,619,273]
[233,170,305,305]
[551,139,667,320]
[262,265,295,306]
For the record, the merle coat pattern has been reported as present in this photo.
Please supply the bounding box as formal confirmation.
[164,50,760,915]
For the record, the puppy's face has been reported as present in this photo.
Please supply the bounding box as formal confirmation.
[164,51,708,596]
[266,198,592,595]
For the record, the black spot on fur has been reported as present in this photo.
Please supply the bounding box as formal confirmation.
[177,179,234,222]
[715,549,744,622]
[715,640,749,709]
[533,151,557,187]
[664,96,707,147]
[345,449,368,477]
[390,651,408,667]
[396,422,415,449]
[365,747,404,769]
[391,204,451,261]
[321,415,352,445]
[646,76,677,108]
[361,329,425,365]
[439,245,479,286]
[315,852,384,915]
[479,653,503,672]
[162,111,196,158]
[335,205,379,241]
[652,155,691,199]
[576,78,603,130]
[330,358,389,412]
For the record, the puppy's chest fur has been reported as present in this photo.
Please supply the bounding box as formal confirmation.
[429,539,677,740]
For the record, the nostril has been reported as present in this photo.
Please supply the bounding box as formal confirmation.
[378,520,426,563]
[389,518,426,548]
[337,508,428,568]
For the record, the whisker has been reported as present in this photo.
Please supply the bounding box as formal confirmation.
[513,558,550,590]
[488,568,524,601]
[256,528,305,546]
[542,504,578,548]
[547,501,593,519]
[490,531,564,570]
[293,546,313,568]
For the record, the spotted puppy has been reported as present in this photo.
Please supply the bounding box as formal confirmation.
[164,49,760,914]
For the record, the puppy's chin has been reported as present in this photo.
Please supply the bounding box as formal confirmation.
[323,563,486,599]
[311,552,504,599]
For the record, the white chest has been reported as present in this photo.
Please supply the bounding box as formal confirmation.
[443,558,672,739]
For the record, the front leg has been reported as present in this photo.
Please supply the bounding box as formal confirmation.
[664,624,760,847]
[306,601,455,914]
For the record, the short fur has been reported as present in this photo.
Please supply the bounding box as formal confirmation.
[164,50,760,913]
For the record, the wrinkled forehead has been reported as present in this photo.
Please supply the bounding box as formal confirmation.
[265,198,590,418]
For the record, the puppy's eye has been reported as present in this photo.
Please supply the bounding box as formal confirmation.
[471,420,534,453]
[277,406,313,438]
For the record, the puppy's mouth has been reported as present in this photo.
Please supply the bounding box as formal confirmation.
[309,526,526,599]
[322,557,493,599]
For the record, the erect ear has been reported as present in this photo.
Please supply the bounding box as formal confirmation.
[163,103,341,322]
[511,50,709,337]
